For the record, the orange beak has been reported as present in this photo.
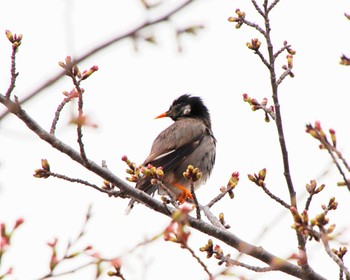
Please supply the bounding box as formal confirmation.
[155,112,168,119]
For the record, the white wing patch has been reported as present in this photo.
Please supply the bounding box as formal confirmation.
[152,149,176,161]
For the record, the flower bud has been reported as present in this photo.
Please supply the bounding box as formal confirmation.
[5,30,13,42]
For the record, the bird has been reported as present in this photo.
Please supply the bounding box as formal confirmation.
[125,94,216,214]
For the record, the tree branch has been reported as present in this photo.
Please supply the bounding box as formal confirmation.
[0,94,326,280]
[0,0,196,121]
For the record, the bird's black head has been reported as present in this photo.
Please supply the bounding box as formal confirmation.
[163,94,211,128]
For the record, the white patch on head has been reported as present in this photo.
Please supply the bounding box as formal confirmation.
[182,104,191,115]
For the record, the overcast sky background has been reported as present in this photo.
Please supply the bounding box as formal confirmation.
[1,0,350,279]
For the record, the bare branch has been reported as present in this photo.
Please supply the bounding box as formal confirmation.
[182,242,213,278]
[274,44,291,59]
[5,45,18,99]
[50,97,70,135]
[268,0,282,14]
[276,68,293,85]
[251,0,264,17]
[242,18,266,36]
[320,229,350,279]
[0,0,196,121]
[190,179,201,219]
[48,172,103,193]
[253,48,271,69]
[260,185,291,209]
[72,78,88,162]
[0,93,326,279]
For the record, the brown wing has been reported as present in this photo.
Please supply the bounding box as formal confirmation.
[126,118,214,214]
[133,118,207,194]
[143,118,207,171]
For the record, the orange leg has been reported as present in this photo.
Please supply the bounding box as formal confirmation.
[172,182,193,204]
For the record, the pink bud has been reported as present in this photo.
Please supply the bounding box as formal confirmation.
[47,238,58,248]
[121,155,127,161]
[14,217,24,229]
[315,121,321,131]
[91,65,99,71]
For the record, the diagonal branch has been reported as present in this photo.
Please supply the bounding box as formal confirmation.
[0,0,196,121]
[0,94,326,280]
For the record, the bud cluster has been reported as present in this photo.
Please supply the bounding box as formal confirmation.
[183,164,202,182]
[246,38,261,51]
[340,54,350,66]
[33,159,51,179]
[332,247,348,260]
[106,258,123,278]
[248,168,267,187]
[305,179,325,195]
[305,121,337,149]
[200,239,232,266]
[5,30,22,51]
[101,180,115,191]
[243,93,275,122]
[227,8,246,29]
[220,172,239,199]
[58,56,98,81]
[142,164,164,182]
[281,41,296,78]
[218,213,230,229]
[291,197,338,241]
[122,155,142,183]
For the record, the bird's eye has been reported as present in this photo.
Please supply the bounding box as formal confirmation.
[182,104,191,115]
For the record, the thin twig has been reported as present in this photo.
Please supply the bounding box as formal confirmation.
[182,242,213,278]
[304,193,314,211]
[224,256,273,273]
[36,206,94,280]
[5,46,18,99]
[47,171,109,194]
[50,97,71,135]
[261,185,291,209]
[333,148,350,173]
[276,68,292,85]
[36,261,98,280]
[262,0,296,209]
[325,148,350,190]
[158,181,180,209]
[268,0,282,14]
[242,19,266,36]
[254,49,271,69]
[251,0,264,17]
[274,44,290,59]
[200,204,226,229]
[253,1,310,274]
[320,229,350,279]
[314,130,350,191]
[206,188,229,208]
[69,76,88,163]
[190,179,201,219]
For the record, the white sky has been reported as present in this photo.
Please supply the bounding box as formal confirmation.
[1,0,350,279]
